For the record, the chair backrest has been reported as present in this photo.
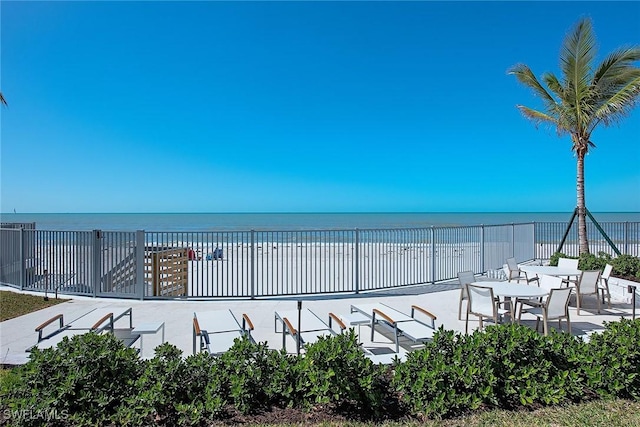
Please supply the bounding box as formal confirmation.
[458,271,475,286]
[466,284,496,317]
[602,264,613,280]
[505,257,521,279]
[458,271,475,298]
[538,274,563,291]
[558,258,579,269]
[506,257,518,271]
[546,287,573,318]
[578,270,601,294]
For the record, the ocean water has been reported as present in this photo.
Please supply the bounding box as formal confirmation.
[1,212,639,232]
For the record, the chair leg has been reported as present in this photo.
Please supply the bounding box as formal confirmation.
[596,292,601,314]
[465,310,469,334]
[535,317,540,332]
[478,316,483,331]
[566,315,571,336]
[576,294,581,316]
[543,311,549,336]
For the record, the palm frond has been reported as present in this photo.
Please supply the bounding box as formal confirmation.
[516,105,564,133]
[593,75,640,128]
[593,47,640,86]
[560,18,596,122]
[508,64,556,106]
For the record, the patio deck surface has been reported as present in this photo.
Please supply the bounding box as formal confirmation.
[1,280,636,365]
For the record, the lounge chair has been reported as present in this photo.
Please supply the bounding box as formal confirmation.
[30,307,139,351]
[349,302,437,353]
[274,308,346,352]
[193,310,254,355]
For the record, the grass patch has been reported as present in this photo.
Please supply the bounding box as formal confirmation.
[241,399,640,426]
[0,290,68,322]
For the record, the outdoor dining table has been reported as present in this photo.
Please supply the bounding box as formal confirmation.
[471,281,549,322]
[519,265,581,278]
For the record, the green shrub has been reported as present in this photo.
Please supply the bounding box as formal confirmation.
[550,251,640,279]
[479,323,584,408]
[610,255,640,280]
[393,324,586,419]
[116,343,224,426]
[578,252,610,271]
[549,252,572,266]
[2,332,141,426]
[215,336,292,414]
[581,318,640,400]
[295,330,389,416]
[393,327,494,419]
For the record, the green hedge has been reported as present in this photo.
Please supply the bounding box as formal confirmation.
[2,320,640,425]
[550,252,640,280]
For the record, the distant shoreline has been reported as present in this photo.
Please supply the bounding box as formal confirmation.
[2,212,639,232]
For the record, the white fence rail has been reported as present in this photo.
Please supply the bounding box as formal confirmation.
[1,221,637,299]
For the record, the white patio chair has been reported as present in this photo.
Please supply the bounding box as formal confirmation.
[599,264,612,308]
[465,284,508,334]
[558,257,579,286]
[505,257,538,285]
[457,271,476,320]
[518,287,572,336]
[516,274,563,315]
[575,270,602,315]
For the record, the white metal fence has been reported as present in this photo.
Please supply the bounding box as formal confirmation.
[1,221,637,299]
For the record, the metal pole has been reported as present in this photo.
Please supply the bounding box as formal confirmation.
[136,230,145,300]
[251,230,255,299]
[629,285,637,320]
[19,228,25,290]
[93,230,102,297]
[296,300,302,355]
[43,268,49,301]
[430,227,436,284]
[480,224,485,274]
[354,229,360,294]
[585,208,621,256]
[557,208,578,254]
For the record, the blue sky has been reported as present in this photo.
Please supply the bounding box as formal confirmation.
[1,1,639,213]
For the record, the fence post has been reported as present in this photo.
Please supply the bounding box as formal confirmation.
[511,223,515,259]
[136,230,145,300]
[250,230,255,299]
[19,228,25,290]
[480,225,485,274]
[430,226,436,284]
[92,230,101,297]
[625,222,629,255]
[354,229,360,294]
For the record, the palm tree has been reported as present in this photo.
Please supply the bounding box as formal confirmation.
[508,18,640,254]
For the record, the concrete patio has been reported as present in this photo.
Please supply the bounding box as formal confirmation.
[1,279,637,366]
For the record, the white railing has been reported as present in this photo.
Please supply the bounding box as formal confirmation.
[1,221,637,299]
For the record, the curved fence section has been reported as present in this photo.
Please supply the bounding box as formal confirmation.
[1,221,637,299]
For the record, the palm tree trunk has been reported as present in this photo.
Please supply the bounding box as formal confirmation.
[576,153,590,254]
